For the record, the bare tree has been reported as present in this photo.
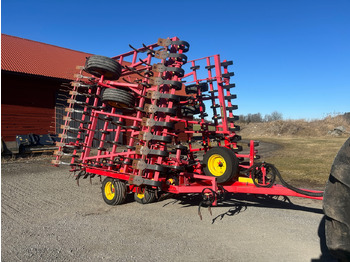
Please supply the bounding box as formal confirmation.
[264,111,283,122]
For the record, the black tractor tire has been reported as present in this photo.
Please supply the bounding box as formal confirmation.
[84,55,122,80]
[101,177,127,205]
[134,187,156,204]
[203,147,239,184]
[102,88,136,108]
[323,137,350,261]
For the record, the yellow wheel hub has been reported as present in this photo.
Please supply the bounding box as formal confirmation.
[208,154,227,176]
[104,181,115,200]
[137,191,145,199]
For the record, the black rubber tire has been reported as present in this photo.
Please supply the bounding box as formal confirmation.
[134,187,156,204]
[84,55,122,80]
[102,88,136,108]
[323,137,350,261]
[203,147,239,183]
[101,177,127,205]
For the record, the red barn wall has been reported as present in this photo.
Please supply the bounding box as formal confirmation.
[1,72,67,141]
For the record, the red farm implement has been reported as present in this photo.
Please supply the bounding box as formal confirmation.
[53,37,323,214]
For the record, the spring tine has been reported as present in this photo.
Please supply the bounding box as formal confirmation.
[122,78,133,84]
[129,44,144,53]
[208,206,212,216]
[57,93,70,98]
[139,58,151,67]
[69,90,94,97]
[124,65,146,78]
[51,160,72,166]
[142,43,155,54]
[58,88,71,92]
[54,150,79,157]
[61,83,72,88]
[74,73,94,80]
[198,203,203,220]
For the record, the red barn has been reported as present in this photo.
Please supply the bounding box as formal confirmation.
[1,34,92,143]
[1,34,188,150]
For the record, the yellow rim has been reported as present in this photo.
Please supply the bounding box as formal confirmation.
[137,192,145,199]
[104,181,115,200]
[208,154,226,176]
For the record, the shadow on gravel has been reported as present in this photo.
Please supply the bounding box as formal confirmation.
[161,193,336,261]
[310,216,338,262]
[161,193,323,224]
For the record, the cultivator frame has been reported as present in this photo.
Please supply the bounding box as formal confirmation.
[53,37,322,210]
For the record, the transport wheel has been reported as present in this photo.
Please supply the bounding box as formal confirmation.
[323,137,350,261]
[84,55,122,80]
[101,177,127,205]
[102,88,136,108]
[203,147,238,183]
[134,187,156,204]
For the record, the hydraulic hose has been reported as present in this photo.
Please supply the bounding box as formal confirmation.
[248,163,324,197]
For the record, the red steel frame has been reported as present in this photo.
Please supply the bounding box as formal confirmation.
[53,37,323,206]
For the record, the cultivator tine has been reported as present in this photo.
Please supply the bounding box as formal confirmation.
[73,73,94,80]
[55,142,81,150]
[71,81,96,89]
[197,188,216,220]
[54,150,79,158]
[60,83,72,88]
[139,58,151,67]
[64,108,91,115]
[142,43,156,55]
[121,78,133,84]
[58,133,79,140]
[57,93,70,99]
[69,90,95,98]
[124,65,147,78]
[128,44,148,53]
[198,204,203,220]
[51,160,74,166]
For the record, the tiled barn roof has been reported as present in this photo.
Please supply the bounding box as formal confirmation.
[1,34,92,80]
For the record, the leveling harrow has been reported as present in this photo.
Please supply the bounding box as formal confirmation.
[53,37,323,214]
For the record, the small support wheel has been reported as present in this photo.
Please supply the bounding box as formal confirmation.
[102,88,136,109]
[84,55,122,80]
[134,187,156,204]
[251,163,276,188]
[203,147,238,183]
[101,177,127,205]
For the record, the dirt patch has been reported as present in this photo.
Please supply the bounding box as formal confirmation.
[238,114,350,138]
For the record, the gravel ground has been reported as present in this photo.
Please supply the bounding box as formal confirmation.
[1,152,335,262]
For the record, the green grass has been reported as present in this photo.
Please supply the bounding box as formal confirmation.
[252,136,349,188]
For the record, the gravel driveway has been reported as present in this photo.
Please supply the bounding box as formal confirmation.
[1,155,334,261]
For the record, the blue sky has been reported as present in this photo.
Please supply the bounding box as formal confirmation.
[2,0,349,119]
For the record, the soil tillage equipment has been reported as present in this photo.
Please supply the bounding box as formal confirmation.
[53,37,323,217]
